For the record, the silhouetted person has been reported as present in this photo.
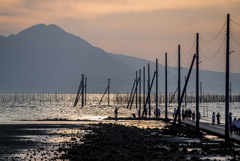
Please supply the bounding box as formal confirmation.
[216,112,221,125]
[212,112,215,125]
[114,107,118,119]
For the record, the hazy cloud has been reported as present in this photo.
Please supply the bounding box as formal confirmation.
[0,0,240,73]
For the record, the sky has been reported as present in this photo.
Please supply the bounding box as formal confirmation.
[0,0,240,73]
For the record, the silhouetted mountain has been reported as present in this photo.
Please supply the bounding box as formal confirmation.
[0,24,239,94]
[0,24,136,93]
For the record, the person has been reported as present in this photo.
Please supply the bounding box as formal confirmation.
[173,108,177,118]
[185,109,188,119]
[192,111,195,121]
[198,112,201,120]
[132,113,136,118]
[157,109,161,117]
[216,112,221,125]
[114,107,118,119]
[143,107,147,117]
[237,118,240,136]
[229,112,233,123]
[232,117,238,134]
[212,112,215,125]
[189,109,192,120]
[182,109,185,120]
[230,122,234,137]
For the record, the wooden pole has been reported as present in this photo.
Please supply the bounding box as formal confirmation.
[225,13,230,143]
[178,44,181,124]
[139,69,141,115]
[165,52,168,120]
[196,33,199,129]
[108,79,110,105]
[81,74,84,107]
[148,63,151,116]
[156,59,158,118]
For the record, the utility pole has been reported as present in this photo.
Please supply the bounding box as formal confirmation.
[165,52,168,120]
[185,76,187,107]
[196,33,199,129]
[156,59,158,118]
[136,71,138,109]
[85,78,87,106]
[230,83,232,102]
[225,13,230,143]
[108,79,110,105]
[143,67,145,107]
[148,63,151,116]
[200,82,202,103]
[82,74,84,107]
[139,69,141,115]
[178,44,181,124]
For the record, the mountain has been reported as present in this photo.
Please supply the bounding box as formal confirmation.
[0,24,239,94]
[0,24,136,93]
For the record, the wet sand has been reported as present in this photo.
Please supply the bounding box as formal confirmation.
[0,120,240,160]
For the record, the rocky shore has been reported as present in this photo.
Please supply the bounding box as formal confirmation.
[58,122,240,161]
[1,121,240,160]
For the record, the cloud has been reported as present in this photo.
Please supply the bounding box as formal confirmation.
[0,0,240,73]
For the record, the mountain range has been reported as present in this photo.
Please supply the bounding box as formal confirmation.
[0,24,239,94]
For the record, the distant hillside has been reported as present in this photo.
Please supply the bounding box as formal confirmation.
[108,53,240,95]
[0,24,136,93]
[0,24,239,94]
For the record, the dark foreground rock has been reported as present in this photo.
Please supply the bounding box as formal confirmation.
[58,122,240,161]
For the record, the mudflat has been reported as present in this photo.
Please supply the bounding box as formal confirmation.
[0,120,240,160]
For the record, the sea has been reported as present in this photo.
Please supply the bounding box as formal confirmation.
[0,94,240,124]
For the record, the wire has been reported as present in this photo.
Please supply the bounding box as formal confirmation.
[181,57,192,65]
[110,72,135,79]
[88,79,106,84]
[85,72,135,80]
[181,40,196,55]
[231,19,240,25]
[200,36,226,59]
[159,59,165,65]
[203,82,225,87]
[199,21,226,42]
[171,51,178,60]
[231,33,240,46]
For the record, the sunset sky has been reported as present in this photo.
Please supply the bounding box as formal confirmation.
[0,0,240,73]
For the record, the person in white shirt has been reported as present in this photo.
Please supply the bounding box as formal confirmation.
[232,117,238,134]
[236,118,240,136]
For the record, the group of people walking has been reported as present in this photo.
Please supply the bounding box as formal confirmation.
[212,112,240,137]
[180,108,199,121]
[211,112,221,125]
[230,116,240,137]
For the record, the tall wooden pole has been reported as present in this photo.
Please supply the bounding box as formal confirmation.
[136,71,138,109]
[143,67,145,107]
[165,52,168,120]
[139,69,141,114]
[178,44,181,124]
[196,33,199,129]
[82,74,84,107]
[230,83,232,102]
[108,79,110,105]
[148,63,151,116]
[185,76,187,107]
[156,59,158,118]
[85,78,87,106]
[225,13,230,143]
